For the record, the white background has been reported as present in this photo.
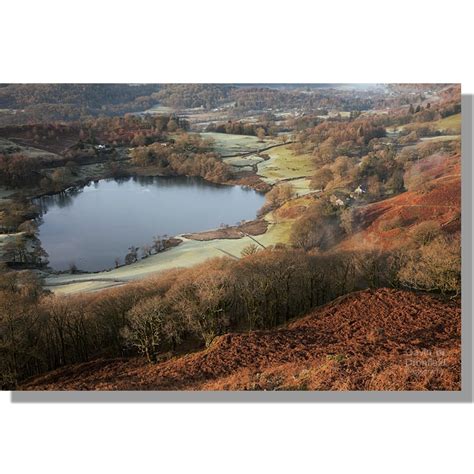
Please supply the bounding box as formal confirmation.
[1,1,473,473]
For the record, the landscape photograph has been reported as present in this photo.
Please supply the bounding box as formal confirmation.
[0,83,462,391]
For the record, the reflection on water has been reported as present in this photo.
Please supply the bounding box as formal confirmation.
[35,176,265,272]
[36,187,83,211]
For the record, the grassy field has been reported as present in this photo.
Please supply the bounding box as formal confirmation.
[201,132,278,156]
[222,154,264,167]
[286,178,313,195]
[142,104,175,114]
[389,113,461,135]
[256,145,314,193]
[432,113,461,133]
[0,137,61,161]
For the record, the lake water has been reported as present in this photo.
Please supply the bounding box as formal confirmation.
[36,176,265,272]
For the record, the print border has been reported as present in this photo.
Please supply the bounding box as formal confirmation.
[11,93,472,403]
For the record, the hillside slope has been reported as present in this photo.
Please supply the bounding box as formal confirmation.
[21,288,460,391]
[339,153,460,251]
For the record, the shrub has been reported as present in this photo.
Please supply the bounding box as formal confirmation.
[241,243,260,257]
[409,221,441,246]
[380,215,405,231]
[405,171,436,194]
[290,200,337,250]
[331,156,352,179]
[398,235,460,295]
[340,207,356,235]
[260,183,295,213]
[310,167,334,190]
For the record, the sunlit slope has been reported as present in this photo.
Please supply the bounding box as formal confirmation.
[22,288,460,391]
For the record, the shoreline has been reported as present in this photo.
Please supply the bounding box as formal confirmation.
[34,175,272,288]
[43,212,293,295]
[2,135,299,291]
[1,140,274,270]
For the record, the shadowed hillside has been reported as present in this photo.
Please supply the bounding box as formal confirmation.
[21,288,460,391]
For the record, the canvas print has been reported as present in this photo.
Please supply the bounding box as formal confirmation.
[0,83,461,391]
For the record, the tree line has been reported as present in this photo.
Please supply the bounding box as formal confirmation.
[205,120,277,138]
[129,133,232,183]
[0,84,162,125]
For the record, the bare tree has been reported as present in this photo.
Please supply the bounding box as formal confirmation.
[122,297,182,362]
[125,246,139,265]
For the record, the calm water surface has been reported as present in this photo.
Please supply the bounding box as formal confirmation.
[36,176,265,272]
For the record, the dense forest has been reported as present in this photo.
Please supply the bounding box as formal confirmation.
[1,83,455,127]
[0,84,161,125]
[0,83,160,109]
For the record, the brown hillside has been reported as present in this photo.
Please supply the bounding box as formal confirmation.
[340,153,460,251]
[21,289,461,391]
